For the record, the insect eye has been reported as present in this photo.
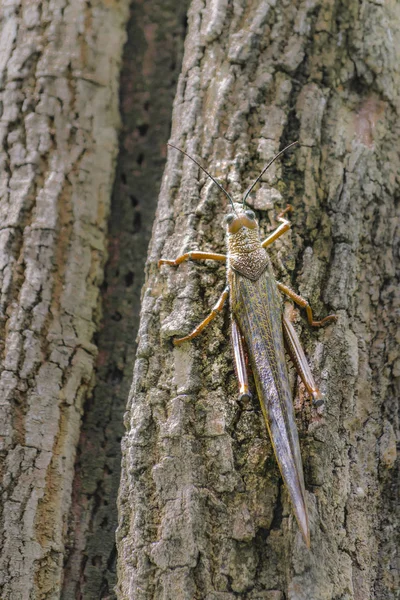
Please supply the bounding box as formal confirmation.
[245,210,255,220]
[225,213,235,224]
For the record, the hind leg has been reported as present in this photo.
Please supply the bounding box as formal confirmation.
[282,314,323,406]
[231,319,251,400]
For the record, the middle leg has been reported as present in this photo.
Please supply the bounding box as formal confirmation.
[277,282,337,327]
[173,286,229,346]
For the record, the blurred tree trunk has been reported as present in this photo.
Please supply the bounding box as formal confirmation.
[61,1,189,598]
[0,1,130,598]
[117,1,399,599]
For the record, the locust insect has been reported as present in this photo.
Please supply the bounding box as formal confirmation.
[158,142,337,547]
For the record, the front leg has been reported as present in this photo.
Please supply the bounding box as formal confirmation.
[159,251,226,268]
[277,282,337,327]
[261,205,292,249]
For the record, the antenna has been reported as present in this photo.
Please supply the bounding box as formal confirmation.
[168,143,237,213]
[242,141,299,207]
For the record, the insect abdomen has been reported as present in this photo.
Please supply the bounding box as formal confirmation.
[230,268,310,546]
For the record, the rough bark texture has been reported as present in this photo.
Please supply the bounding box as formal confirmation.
[118,1,399,599]
[61,1,189,598]
[0,1,129,598]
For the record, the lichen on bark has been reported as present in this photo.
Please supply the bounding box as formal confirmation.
[117,1,399,599]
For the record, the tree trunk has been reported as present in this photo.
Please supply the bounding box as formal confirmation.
[0,1,129,598]
[117,1,399,599]
[61,1,189,598]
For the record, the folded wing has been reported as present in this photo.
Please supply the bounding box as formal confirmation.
[231,266,310,546]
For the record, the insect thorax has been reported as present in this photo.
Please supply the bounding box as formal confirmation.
[227,226,269,281]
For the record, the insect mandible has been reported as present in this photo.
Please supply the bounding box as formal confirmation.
[158,142,337,547]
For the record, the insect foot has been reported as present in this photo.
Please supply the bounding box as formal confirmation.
[158,258,176,267]
[312,390,325,408]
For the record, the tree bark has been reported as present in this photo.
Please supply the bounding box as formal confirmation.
[61,1,189,598]
[117,1,399,599]
[0,1,129,598]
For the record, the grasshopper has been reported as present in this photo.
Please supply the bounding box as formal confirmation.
[159,142,337,547]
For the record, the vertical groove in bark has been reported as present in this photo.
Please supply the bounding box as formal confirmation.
[61,1,189,598]
[117,1,399,599]
[0,1,130,598]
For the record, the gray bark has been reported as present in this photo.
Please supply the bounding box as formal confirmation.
[0,1,129,598]
[61,1,189,598]
[117,1,399,599]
